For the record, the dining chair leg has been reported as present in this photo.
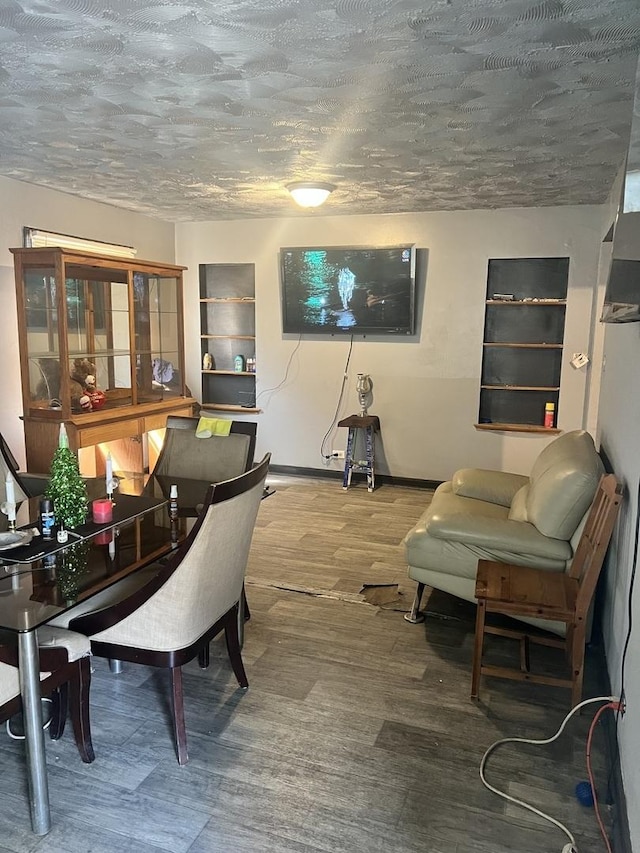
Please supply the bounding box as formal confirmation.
[197,643,210,669]
[237,590,246,650]
[48,685,67,741]
[170,666,188,765]
[471,599,487,700]
[68,657,95,763]
[242,585,251,622]
[225,607,249,689]
[570,621,587,709]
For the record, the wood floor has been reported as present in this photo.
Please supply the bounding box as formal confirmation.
[0,476,613,852]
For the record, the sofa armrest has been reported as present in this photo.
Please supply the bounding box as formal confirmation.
[452,469,529,507]
[426,513,571,561]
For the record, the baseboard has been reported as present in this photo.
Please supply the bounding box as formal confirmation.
[268,464,441,491]
[601,698,632,853]
[590,640,632,853]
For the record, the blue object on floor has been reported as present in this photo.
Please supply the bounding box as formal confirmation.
[575,780,594,807]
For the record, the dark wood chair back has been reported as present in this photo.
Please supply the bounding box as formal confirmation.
[471,473,623,707]
[570,473,623,617]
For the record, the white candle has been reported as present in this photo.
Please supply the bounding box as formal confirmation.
[58,422,69,449]
[106,453,113,496]
[5,472,15,505]
[5,473,16,521]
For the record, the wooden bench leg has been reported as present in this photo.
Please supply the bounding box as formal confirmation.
[570,621,586,709]
[471,599,487,700]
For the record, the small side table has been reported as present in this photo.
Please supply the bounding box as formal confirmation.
[337,414,381,492]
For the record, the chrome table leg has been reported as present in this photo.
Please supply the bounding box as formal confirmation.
[18,629,51,835]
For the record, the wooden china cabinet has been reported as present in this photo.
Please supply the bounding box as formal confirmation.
[11,247,196,475]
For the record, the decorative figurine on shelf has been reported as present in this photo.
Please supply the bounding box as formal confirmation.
[356,373,373,416]
[46,424,88,528]
[69,357,99,412]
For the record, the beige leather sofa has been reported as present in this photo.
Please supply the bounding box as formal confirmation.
[403,430,604,633]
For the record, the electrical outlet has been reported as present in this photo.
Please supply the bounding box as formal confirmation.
[335,450,345,459]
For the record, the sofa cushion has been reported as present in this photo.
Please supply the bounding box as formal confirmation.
[452,469,528,507]
[508,430,603,539]
[404,482,571,571]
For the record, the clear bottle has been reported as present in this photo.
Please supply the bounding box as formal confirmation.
[169,484,179,548]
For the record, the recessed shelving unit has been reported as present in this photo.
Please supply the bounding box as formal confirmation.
[476,257,569,433]
[199,263,259,413]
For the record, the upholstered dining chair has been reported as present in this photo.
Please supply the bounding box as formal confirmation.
[146,415,257,515]
[0,432,48,501]
[1,430,104,503]
[50,453,270,765]
[0,626,94,763]
[146,415,259,642]
[471,473,623,707]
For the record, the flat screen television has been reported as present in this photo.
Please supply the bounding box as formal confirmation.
[280,245,416,335]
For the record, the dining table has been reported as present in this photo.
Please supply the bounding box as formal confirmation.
[0,489,182,835]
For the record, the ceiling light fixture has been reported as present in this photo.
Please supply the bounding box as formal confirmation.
[287,182,335,208]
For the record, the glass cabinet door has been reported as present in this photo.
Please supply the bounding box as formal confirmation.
[64,268,132,411]
[133,272,182,403]
[24,266,61,410]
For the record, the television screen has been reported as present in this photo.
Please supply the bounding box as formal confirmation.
[280,246,416,335]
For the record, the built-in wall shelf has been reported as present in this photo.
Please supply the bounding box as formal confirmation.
[475,423,562,434]
[478,257,569,430]
[203,403,261,413]
[199,263,258,411]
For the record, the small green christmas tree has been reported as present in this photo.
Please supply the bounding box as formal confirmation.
[46,424,88,528]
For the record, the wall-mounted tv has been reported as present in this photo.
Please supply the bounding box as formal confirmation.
[280,246,416,335]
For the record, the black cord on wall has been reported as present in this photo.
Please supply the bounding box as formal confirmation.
[320,335,354,460]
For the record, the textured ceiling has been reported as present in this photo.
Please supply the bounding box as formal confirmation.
[0,0,639,221]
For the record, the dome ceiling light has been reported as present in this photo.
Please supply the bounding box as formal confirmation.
[287,182,336,208]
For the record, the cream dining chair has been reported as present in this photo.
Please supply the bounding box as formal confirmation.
[0,626,94,763]
[49,453,270,765]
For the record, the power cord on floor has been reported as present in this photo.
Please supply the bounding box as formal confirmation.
[480,695,622,853]
[6,697,53,740]
[586,701,620,853]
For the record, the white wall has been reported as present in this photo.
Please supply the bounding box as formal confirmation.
[596,184,640,850]
[598,322,640,849]
[177,205,607,480]
[0,176,175,465]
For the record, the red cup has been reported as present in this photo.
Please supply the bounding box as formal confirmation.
[92,499,113,523]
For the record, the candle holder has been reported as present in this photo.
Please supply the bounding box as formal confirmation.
[1,501,17,531]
